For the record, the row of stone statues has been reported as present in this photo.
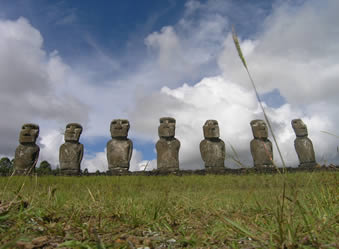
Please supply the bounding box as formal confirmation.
[12,117,317,175]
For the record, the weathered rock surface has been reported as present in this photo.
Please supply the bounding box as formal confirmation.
[13,123,40,175]
[200,120,225,170]
[156,117,180,171]
[59,123,84,175]
[107,119,133,173]
[250,120,274,168]
[292,119,317,168]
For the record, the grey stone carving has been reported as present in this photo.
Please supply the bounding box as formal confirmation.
[291,119,317,167]
[59,123,84,175]
[250,120,274,168]
[107,119,133,173]
[156,117,180,171]
[13,123,40,175]
[200,120,225,170]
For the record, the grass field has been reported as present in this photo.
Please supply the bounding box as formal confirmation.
[0,172,338,248]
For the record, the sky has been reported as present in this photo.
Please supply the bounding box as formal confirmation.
[0,0,338,171]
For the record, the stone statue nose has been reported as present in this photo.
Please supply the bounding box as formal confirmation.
[23,129,31,136]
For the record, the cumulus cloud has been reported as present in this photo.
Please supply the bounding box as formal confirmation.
[128,0,339,168]
[129,76,339,169]
[38,129,63,167]
[82,149,154,173]
[218,0,339,105]
[0,17,88,156]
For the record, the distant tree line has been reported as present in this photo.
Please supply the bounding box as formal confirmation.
[0,157,63,176]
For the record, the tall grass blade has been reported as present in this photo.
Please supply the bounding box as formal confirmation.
[93,228,106,249]
[143,161,150,171]
[320,130,339,139]
[228,142,240,162]
[218,214,263,243]
[231,25,287,169]
[58,240,92,248]
[232,27,248,70]
[87,187,96,203]
[228,142,246,168]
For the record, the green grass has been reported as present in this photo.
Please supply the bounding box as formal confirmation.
[0,172,338,248]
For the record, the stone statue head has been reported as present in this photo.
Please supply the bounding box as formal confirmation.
[110,119,130,138]
[158,117,176,138]
[64,123,83,143]
[19,123,39,144]
[291,119,308,137]
[250,120,268,139]
[203,120,220,138]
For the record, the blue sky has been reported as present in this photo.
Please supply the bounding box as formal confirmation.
[0,0,275,54]
[0,1,185,60]
[0,0,338,171]
[0,0,279,71]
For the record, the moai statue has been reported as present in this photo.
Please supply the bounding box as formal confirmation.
[106,119,133,173]
[13,123,40,175]
[156,117,180,171]
[291,119,317,168]
[200,120,225,170]
[250,120,274,168]
[59,123,84,175]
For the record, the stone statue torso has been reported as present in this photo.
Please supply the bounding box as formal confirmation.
[14,144,40,172]
[59,143,83,170]
[200,139,225,168]
[250,139,273,167]
[107,138,132,168]
[156,138,180,170]
[294,137,315,164]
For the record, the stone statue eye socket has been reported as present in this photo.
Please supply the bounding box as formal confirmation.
[122,121,128,124]
[112,121,117,124]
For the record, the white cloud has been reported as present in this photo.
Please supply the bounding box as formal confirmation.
[0,17,88,155]
[127,0,339,168]
[38,129,63,167]
[82,148,153,173]
[129,76,339,169]
[129,150,157,172]
[218,0,339,105]
[82,150,107,173]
